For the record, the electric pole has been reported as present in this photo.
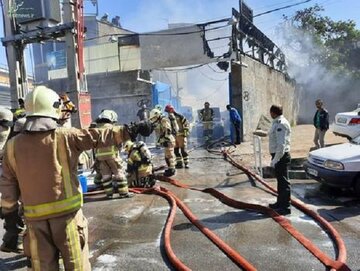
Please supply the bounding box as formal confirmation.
[2,0,29,108]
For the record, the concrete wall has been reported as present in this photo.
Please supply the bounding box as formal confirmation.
[232,55,299,140]
[47,70,152,125]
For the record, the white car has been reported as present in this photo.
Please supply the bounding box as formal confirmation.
[304,135,360,196]
[332,105,360,139]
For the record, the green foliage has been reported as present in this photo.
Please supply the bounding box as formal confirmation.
[282,4,360,77]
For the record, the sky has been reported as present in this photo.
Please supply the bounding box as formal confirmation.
[0,0,359,109]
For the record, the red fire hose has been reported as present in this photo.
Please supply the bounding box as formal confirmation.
[84,148,350,271]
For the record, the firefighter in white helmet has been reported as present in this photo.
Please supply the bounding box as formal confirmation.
[164,104,190,169]
[0,107,25,254]
[0,107,13,157]
[149,108,176,176]
[123,140,155,187]
[94,109,131,199]
[0,86,141,270]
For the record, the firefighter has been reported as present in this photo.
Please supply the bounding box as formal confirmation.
[0,86,143,270]
[199,101,214,143]
[164,104,190,169]
[94,110,131,199]
[149,108,176,176]
[123,140,155,188]
[0,107,25,254]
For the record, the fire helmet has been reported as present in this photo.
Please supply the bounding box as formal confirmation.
[149,108,162,123]
[97,109,118,123]
[123,140,134,153]
[0,107,14,127]
[25,86,61,120]
[164,104,175,113]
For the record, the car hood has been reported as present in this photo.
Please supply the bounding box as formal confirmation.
[311,143,360,161]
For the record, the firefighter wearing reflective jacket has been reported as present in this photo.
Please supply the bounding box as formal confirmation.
[0,107,25,254]
[199,101,214,143]
[149,108,176,176]
[123,140,155,187]
[95,110,131,199]
[0,86,138,271]
[165,104,190,168]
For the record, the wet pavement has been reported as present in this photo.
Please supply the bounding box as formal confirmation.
[1,140,360,270]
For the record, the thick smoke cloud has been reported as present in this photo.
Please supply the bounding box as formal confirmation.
[276,24,360,124]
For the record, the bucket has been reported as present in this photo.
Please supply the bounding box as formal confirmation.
[78,174,88,193]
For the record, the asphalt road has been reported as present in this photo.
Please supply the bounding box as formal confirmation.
[1,140,359,270]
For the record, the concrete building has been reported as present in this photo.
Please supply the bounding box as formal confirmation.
[32,15,152,124]
[0,66,34,108]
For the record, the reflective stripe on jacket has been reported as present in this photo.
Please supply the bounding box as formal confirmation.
[95,123,119,160]
[0,126,130,220]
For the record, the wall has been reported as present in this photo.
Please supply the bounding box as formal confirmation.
[47,70,152,125]
[232,55,299,140]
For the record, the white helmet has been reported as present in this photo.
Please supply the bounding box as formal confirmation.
[98,109,118,123]
[0,106,14,127]
[123,140,134,153]
[149,108,162,123]
[25,86,61,119]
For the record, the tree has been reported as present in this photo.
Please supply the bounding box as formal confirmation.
[282,4,360,77]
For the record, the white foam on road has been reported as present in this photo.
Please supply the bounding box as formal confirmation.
[93,254,118,271]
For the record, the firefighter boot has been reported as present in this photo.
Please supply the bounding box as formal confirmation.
[0,231,23,253]
[1,211,24,253]
[175,162,183,169]
[164,168,176,177]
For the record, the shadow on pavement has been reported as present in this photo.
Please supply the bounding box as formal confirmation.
[173,211,266,231]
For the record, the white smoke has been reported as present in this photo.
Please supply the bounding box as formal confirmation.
[275,22,360,123]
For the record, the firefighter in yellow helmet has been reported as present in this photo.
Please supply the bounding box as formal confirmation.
[149,108,176,176]
[164,104,190,169]
[123,140,155,187]
[94,109,131,199]
[0,86,139,271]
[199,101,214,143]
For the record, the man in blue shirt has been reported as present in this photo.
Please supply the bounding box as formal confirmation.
[226,104,242,144]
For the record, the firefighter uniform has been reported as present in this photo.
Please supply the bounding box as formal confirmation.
[165,105,190,169]
[268,110,292,214]
[0,86,133,271]
[124,140,154,188]
[150,108,176,176]
[0,107,24,254]
[199,102,214,143]
[95,110,130,198]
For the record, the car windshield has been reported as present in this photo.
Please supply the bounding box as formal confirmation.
[351,135,360,144]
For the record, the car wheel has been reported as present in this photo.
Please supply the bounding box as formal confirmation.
[354,176,360,197]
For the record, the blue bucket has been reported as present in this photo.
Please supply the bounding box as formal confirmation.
[78,174,88,193]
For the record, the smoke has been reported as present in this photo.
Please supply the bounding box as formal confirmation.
[275,23,360,124]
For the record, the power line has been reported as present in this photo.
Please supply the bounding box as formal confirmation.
[199,69,228,81]
[254,0,312,18]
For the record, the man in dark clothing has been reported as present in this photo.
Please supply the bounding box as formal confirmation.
[313,99,329,149]
[226,105,242,144]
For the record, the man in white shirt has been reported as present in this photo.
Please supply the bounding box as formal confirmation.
[268,104,292,215]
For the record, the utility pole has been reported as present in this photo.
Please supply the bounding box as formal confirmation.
[1,0,88,127]
[63,0,84,127]
[2,0,29,109]
[229,0,244,142]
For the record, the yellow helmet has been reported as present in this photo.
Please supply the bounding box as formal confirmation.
[97,109,118,123]
[25,86,61,119]
[149,108,162,123]
[123,140,134,153]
